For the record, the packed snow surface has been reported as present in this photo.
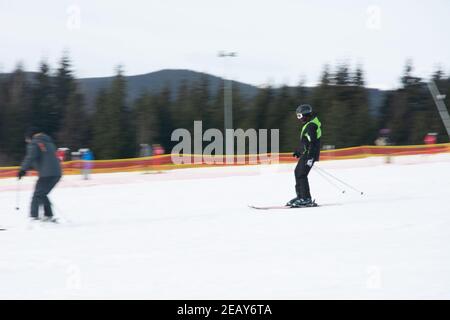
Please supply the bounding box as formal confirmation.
[1,154,449,299]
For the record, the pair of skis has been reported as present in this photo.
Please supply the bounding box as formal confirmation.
[0,218,60,231]
[31,218,60,225]
[249,201,318,210]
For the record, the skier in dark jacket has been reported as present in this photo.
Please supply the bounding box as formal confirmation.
[287,104,322,207]
[18,127,62,221]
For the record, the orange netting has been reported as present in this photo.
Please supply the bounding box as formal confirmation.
[1,143,449,178]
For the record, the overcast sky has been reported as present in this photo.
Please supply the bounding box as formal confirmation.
[1,0,449,89]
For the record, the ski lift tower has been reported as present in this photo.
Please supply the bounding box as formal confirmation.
[428,80,450,141]
[218,51,238,134]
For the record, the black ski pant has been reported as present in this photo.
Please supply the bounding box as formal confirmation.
[30,176,61,218]
[294,158,313,199]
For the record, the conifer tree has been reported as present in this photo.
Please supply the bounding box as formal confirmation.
[134,93,157,146]
[312,65,337,147]
[91,67,136,159]
[54,53,76,139]
[348,66,373,146]
[153,86,174,152]
[31,61,56,135]
[58,89,88,150]
[55,54,90,150]
[0,65,32,163]
[209,85,225,131]
[92,89,109,158]
[250,86,274,131]
[171,79,191,131]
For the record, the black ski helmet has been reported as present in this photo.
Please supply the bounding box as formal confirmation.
[296,104,312,118]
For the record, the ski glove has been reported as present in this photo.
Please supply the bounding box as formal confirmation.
[293,150,301,158]
[17,170,26,180]
[306,159,314,167]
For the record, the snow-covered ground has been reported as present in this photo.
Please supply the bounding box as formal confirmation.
[1,154,450,299]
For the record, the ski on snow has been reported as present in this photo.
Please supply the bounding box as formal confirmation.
[249,202,319,210]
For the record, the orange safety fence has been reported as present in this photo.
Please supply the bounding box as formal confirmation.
[1,143,449,179]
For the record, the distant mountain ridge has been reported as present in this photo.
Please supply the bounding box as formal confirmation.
[0,69,386,115]
[76,69,260,111]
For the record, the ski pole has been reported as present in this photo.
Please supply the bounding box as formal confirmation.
[313,166,346,194]
[314,166,364,195]
[15,179,21,211]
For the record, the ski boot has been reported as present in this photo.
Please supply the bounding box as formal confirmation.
[286,197,298,207]
[291,197,314,208]
[41,216,58,223]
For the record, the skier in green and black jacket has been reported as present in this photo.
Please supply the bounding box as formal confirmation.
[287,104,322,207]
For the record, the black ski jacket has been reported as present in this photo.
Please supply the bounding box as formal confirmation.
[20,134,62,177]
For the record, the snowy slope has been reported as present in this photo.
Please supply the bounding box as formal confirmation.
[0,154,449,299]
